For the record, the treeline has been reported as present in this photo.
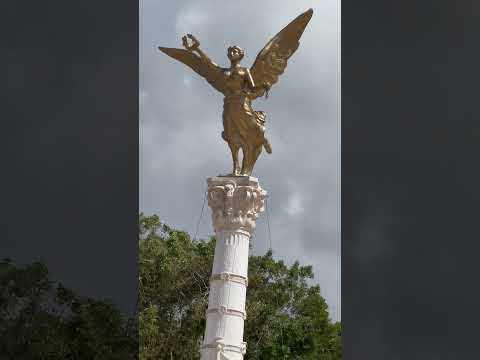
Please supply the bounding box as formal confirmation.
[139,214,341,359]
[0,214,341,359]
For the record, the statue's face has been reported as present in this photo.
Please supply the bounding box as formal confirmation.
[227,46,244,62]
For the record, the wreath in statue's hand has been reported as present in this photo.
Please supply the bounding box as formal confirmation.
[182,34,200,52]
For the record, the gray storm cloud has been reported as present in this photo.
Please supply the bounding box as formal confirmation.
[140,0,340,320]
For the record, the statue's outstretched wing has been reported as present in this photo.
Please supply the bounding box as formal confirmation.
[158,47,227,94]
[249,9,313,100]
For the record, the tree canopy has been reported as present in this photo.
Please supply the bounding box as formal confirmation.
[0,259,137,359]
[139,213,341,359]
[0,214,340,359]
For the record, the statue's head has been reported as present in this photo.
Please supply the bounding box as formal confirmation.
[227,46,244,62]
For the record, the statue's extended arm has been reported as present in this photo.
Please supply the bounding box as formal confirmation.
[195,47,222,72]
[159,34,227,94]
[182,34,222,72]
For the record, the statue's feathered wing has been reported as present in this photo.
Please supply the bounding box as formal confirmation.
[158,47,227,94]
[249,8,313,100]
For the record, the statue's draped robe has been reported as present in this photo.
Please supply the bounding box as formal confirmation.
[222,72,266,147]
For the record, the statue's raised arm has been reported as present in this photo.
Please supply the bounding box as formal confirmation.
[159,34,227,94]
[182,34,223,73]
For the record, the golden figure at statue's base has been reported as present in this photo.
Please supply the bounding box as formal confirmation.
[159,9,313,176]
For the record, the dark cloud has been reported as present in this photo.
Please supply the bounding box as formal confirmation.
[2,1,138,315]
[343,0,480,357]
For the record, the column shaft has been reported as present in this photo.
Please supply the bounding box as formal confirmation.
[200,177,266,360]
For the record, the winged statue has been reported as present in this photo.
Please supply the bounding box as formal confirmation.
[158,9,313,176]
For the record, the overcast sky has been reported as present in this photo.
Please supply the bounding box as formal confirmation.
[139,0,340,321]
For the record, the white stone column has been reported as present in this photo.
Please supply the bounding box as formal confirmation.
[200,176,266,360]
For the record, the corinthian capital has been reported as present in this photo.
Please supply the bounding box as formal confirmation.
[207,176,266,234]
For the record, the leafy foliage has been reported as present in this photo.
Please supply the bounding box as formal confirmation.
[139,213,213,360]
[1,213,341,359]
[139,213,341,359]
[0,258,137,359]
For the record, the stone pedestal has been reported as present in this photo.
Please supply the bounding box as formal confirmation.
[200,176,266,360]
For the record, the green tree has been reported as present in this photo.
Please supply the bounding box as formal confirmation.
[0,258,137,359]
[139,213,341,359]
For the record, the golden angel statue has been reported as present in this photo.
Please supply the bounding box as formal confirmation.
[158,9,313,176]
